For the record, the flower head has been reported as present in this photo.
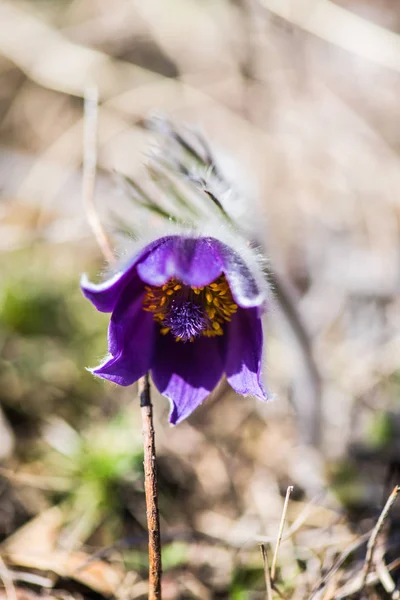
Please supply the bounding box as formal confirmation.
[82,235,270,424]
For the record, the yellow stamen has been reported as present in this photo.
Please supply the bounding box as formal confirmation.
[142,274,238,341]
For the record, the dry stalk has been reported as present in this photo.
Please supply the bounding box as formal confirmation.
[83,85,115,265]
[311,531,372,598]
[374,545,397,596]
[361,485,400,590]
[335,556,400,599]
[271,486,294,581]
[260,544,273,600]
[256,493,325,546]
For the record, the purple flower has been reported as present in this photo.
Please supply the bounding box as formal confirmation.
[81,235,269,424]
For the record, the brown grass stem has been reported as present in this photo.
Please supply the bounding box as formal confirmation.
[361,484,400,590]
[139,373,162,599]
[335,556,400,599]
[260,544,273,600]
[271,485,294,581]
[83,85,115,265]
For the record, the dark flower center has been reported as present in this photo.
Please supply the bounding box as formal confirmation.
[142,275,238,342]
[164,300,208,341]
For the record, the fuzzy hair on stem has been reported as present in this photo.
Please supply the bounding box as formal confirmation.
[139,374,162,599]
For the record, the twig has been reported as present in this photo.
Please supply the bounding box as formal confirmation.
[260,544,273,600]
[271,486,294,581]
[0,556,17,600]
[310,531,372,597]
[6,569,54,589]
[335,556,400,599]
[361,485,400,589]
[83,85,115,265]
[139,374,162,600]
[256,492,325,546]
[374,545,397,596]
[284,492,325,540]
[257,0,400,73]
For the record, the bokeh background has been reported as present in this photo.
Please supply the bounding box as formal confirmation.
[1,0,400,598]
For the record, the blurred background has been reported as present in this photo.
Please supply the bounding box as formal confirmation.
[1,0,400,598]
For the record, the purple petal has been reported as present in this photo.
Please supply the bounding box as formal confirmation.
[225,307,269,401]
[214,241,265,308]
[81,237,171,313]
[92,281,155,386]
[151,334,224,424]
[137,237,224,287]
[82,235,265,311]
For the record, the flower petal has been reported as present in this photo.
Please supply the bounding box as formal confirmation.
[82,236,265,311]
[151,334,224,424]
[137,237,224,287]
[81,237,170,312]
[215,241,265,308]
[225,307,269,401]
[91,282,155,386]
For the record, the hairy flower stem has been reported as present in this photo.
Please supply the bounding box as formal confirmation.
[139,373,162,599]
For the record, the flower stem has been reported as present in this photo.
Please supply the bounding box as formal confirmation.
[139,373,162,599]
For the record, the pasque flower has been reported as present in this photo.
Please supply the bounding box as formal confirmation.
[82,234,269,423]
